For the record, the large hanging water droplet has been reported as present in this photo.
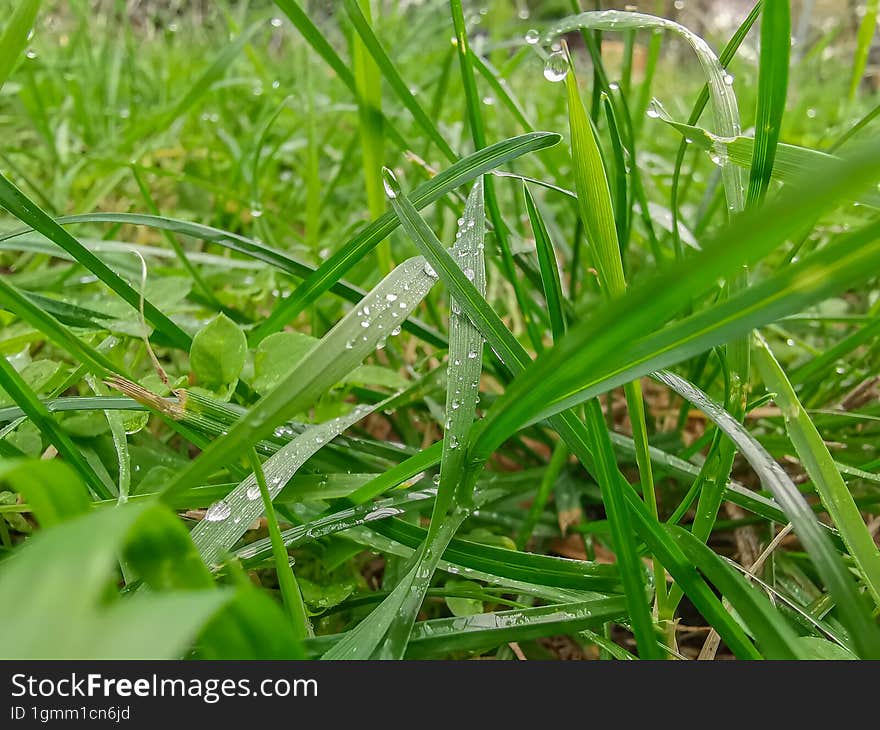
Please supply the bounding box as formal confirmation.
[543,51,568,83]
[205,500,232,522]
[524,28,541,45]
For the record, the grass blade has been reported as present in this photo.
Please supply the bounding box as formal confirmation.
[250,132,560,343]
[746,0,790,207]
[752,333,880,607]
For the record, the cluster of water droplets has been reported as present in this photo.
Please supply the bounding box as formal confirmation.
[523,28,568,82]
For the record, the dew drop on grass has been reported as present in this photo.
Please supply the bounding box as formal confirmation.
[432,473,441,486]
[467,350,477,359]
[205,500,231,522]
[424,262,438,278]
[646,101,661,119]
[246,484,261,501]
[385,293,398,302]
[270,16,283,27]
[543,51,568,82]
[722,72,735,86]
[524,28,540,45]
[391,326,401,336]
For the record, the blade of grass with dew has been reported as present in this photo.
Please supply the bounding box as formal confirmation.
[655,370,880,658]
[449,0,542,351]
[565,54,666,635]
[0,174,191,349]
[752,333,880,608]
[652,109,880,209]
[746,0,789,207]
[250,132,560,343]
[547,9,747,212]
[384,168,660,657]
[310,596,629,659]
[849,0,879,101]
[0,0,40,91]
[247,449,310,640]
[322,177,488,660]
[668,0,762,256]
[383,170,768,654]
[193,401,383,566]
[549,13,752,569]
[0,356,110,499]
[158,257,436,504]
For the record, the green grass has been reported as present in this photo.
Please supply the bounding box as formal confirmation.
[0,0,878,660]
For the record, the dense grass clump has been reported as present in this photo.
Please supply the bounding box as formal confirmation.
[0,0,878,660]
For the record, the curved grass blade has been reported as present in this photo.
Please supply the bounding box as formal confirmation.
[752,333,880,607]
[0,357,110,499]
[546,9,746,213]
[0,174,190,349]
[250,132,560,343]
[0,278,122,377]
[193,401,382,567]
[666,525,803,659]
[656,369,880,658]
[746,0,790,207]
[159,257,436,503]
[651,106,880,209]
[0,211,444,350]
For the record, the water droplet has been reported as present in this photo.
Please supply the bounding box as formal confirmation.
[360,320,370,328]
[385,293,398,302]
[391,326,401,336]
[205,500,231,522]
[432,473,441,485]
[524,28,540,45]
[250,206,263,218]
[543,51,568,82]
[382,167,400,198]
[424,262,438,278]
[646,100,661,119]
[467,350,478,359]
[806,107,817,119]
[363,305,371,315]
[449,435,459,449]
[246,484,261,501]
[722,73,735,86]
[608,82,620,91]
[270,16,283,27]
[674,0,685,9]
[463,267,475,281]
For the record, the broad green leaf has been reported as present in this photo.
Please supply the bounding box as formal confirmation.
[0,459,89,528]
[190,314,247,389]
